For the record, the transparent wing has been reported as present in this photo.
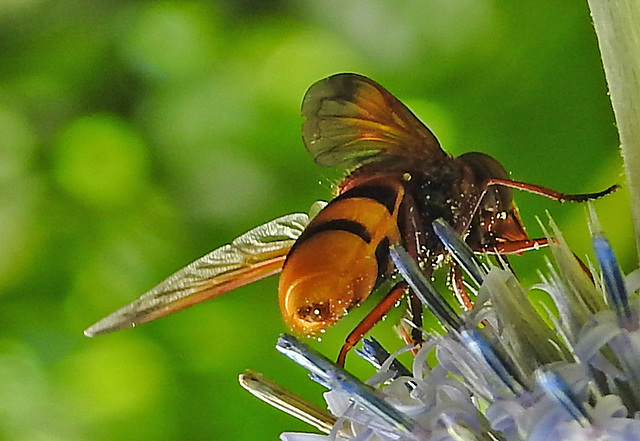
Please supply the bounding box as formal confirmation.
[84,213,309,336]
[302,73,445,169]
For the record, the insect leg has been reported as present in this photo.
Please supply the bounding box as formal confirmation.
[336,281,407,367]
[479,239,596,283]
[407,291,424,346]
[478,237,549,254]
[460,179,618,239]
[449,263,473,311]
[398,193,428,346]
[482,180,619,203]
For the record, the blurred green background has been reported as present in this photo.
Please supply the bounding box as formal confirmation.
[0,1,632,440]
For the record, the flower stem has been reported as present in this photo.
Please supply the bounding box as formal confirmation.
[587,0,640,261]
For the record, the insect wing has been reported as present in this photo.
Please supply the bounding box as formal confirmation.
[84,213,310,337]
[302,73,445,169]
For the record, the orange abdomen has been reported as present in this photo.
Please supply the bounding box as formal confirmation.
[278,195,401,336]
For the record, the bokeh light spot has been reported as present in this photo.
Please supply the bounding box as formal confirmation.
[56,337,168,423]
[123,2,219,80]
[0,177,42,292]
[256,28,367,110]
[0,107,37,183]
[0,340,47,428]
[178,149,276,225]
[53,114,149,208]
[0,107,42,291]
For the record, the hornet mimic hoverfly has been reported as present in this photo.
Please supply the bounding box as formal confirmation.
[84,73,617,365]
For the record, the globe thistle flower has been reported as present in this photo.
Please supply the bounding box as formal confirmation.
[240,208,640,441]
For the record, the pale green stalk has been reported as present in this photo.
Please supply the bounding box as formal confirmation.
[587,0,640,261]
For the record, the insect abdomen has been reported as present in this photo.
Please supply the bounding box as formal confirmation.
[278,187,402,336]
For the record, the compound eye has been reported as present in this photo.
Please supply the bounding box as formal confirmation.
[457,151,514,210]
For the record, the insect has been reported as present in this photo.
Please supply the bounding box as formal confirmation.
[84,73,617,365]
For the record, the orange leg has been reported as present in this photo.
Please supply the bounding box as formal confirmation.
[450,264,474,311]
[480,236,594,283]
[394,318,422,356]
[479,237,549,254]
[461,180,618,237]
[482,179,618,203]
[449,237,548,310]
[337,282,407,366]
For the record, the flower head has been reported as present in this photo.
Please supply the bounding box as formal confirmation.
[241,207,640,441]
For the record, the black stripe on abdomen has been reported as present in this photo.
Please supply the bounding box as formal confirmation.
[298,218,371,245]
[334,184,398,214]
[286,217,373,258]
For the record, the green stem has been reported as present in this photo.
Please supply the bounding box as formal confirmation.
[587,0,640,262]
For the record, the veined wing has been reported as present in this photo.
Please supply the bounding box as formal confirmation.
[84,213,309,337]
[302,73,445,169]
